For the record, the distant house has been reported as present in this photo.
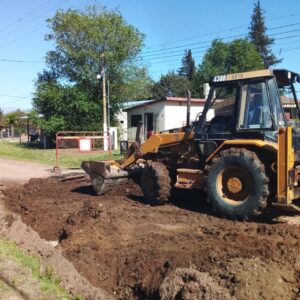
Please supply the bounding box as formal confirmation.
[0,116,40,142]
[281,96,299,120]
[0,123,14,140]
[118,97,208,142]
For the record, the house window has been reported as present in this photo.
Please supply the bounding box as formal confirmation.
[131,114,142,127]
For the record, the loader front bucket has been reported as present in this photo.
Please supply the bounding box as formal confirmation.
[81,161,128,195]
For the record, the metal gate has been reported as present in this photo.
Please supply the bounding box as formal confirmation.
[55,131,112,172]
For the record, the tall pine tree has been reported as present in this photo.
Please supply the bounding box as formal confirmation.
[178,49,196,81]
[249,0,281,67]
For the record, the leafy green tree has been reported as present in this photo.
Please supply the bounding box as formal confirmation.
[152,71,191,98]
[152,50,195,99]
[33,5,150,138]
[227,39,265,72]
[249,0,281,67]
[193,39,264,97]
[195,40,229,87]
[117,65,154,101]
[45,6,144,86]
[33,75,100,135]
[178,49,196,81]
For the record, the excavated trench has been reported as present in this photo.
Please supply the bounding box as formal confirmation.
[3,177,300,299]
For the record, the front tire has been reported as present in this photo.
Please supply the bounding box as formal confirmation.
[206,148,269,220]
[140,161,171,205]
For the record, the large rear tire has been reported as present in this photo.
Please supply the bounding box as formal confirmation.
[206,148,269,220]
[140,161,171,205]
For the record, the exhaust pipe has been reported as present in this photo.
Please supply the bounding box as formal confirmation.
[186,90,191,127]
[135,120,143,145]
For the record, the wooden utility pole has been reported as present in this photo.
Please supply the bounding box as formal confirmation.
[100,54,108,150]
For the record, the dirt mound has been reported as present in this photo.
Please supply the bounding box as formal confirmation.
[0,195,112,299]
[4,177,300,299]
[60,200,103,241]
[215,257,297,300]
[159,267,234,300]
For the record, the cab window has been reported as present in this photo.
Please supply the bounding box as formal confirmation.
[201,85,237,134]
[268,78,285,127]
[238,82,272,129]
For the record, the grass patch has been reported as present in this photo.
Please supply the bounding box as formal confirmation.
[0,142,122,168]
[0,280,10,292]
[0,240,72,299]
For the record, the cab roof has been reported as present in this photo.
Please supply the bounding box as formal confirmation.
[273,69,300,88]
[212,69,300,87]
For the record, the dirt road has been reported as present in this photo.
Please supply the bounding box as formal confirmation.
[0,158,53,183]
[3,176,300,299]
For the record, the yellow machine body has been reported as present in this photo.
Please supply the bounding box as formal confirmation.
[82,68,300,217]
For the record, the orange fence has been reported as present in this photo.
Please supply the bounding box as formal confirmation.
[55,131,112,172]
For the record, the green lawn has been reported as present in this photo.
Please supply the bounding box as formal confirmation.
[0,240,75,299]
[0,142,122,168]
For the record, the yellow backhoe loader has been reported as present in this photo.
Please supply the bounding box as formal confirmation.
[82,69,300,220]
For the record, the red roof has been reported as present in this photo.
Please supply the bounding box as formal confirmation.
[165,96,206,103]
[125,97,206,111]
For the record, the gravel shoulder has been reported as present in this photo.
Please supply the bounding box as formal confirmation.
[0,158,53,183]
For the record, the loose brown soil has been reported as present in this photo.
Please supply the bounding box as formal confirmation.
[3,177,300,299]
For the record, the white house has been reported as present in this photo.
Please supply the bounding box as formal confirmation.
[119,97,207,142]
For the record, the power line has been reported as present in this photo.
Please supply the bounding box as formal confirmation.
[140,49,206,63]
[0,25,298,68]
[142,23,300,56]
[0,58,43,63]
[0,0,53,34]
[141,29,300,60]
[276,40,300,46]
[0,0,93,49]
[0,0,70,40]
[139,29,300,63]
[276,33,300,41]
[0,32,298,67]
[143,12,300,50]
[142,33,246,55]
[141,44,209,59]
[0,93,29,99]
[0,95,32,107]
[280,46,300,53]
[141,44,300,69]
[0,24,47,49]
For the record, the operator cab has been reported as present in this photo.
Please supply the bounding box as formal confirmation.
[195,69,300,158]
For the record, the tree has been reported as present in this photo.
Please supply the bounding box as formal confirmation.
[152,50,195,99]
[178,49,196,81]
[33,77,100,135]
[118,65,154,101]
[193,39,264,97]
[152,71,191,99]
[33,5,151,138]
[249,0,281,67]
[227,39,265,72]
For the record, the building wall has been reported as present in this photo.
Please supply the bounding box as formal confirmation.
[126,102,165,142]
[116,110,128,141]
[164,102,204,131]
[125,101,210,142]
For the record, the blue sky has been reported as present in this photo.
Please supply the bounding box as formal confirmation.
[0,0,300,112]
